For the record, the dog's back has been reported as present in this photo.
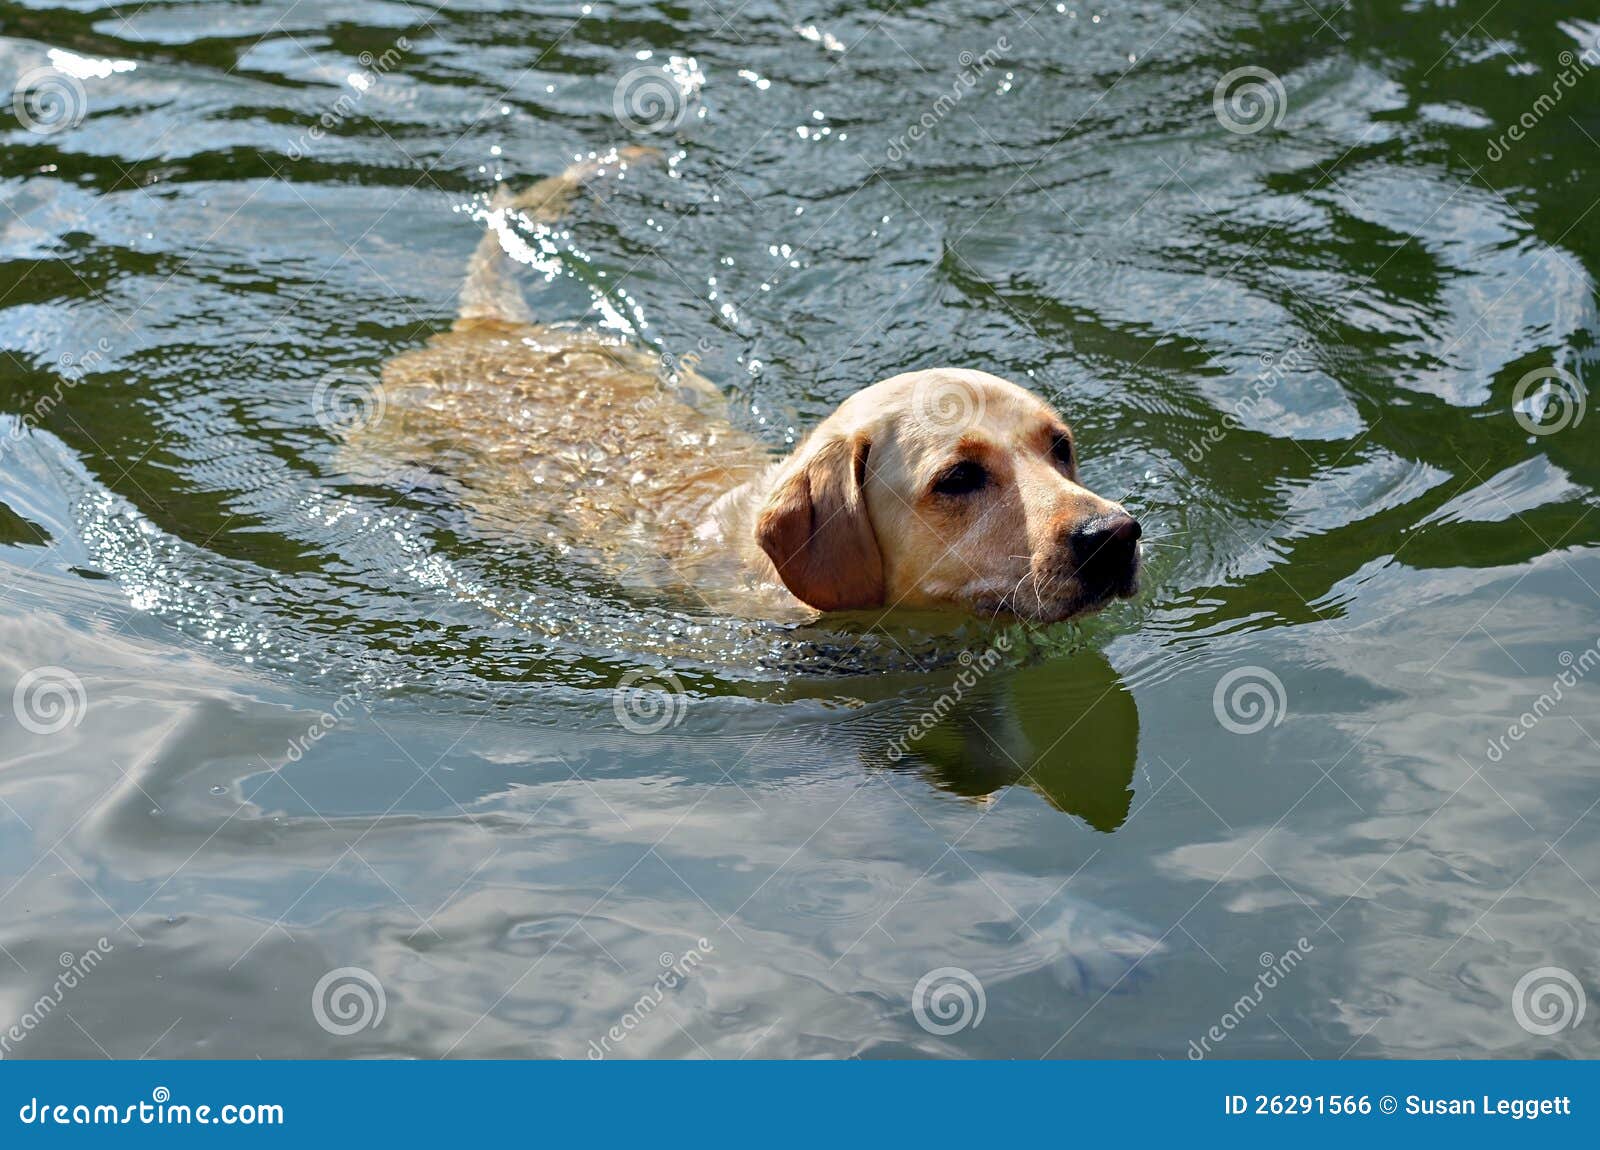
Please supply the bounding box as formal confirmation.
[344,152,777,604]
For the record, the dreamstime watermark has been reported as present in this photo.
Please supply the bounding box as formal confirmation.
[0,939,113,1059]
[2,338,112,464]
[10,65,87,135]
[909,373,988,436]
[1187,938,1313,1058]
[911,966,986,1036]
[613,667,689,733]
[311,966,385,1036]
[1510,365,1586,437]
[630,336,717,420]
[586,938,715,1058]
[279,670,383,766]
[11,665,88,735]
[657,336,715,389]
[1485,636,1600,763]
[1211,665,1287,735]
[1511,966,1586,1036]
[1486,38,1600,162]
[886,635,1012,762]
[285,38,410,160]
[884,37,1010,162]
[17,1088,283,1126]
[312,367,387,436]
[1213,66,1287,135]
[1183,335,1314,464]
[612,56,704,135]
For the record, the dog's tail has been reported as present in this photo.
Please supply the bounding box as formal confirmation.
[457,146,661,327]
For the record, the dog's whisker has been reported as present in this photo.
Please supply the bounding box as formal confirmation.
[1007,567,1034,615]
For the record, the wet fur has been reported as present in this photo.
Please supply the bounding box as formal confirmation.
[349,152,1138,622]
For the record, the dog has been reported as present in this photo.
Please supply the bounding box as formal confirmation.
[349,150,1141,624]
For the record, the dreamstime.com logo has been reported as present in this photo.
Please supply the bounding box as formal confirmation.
[311,966,386,1036]
[612,56,703,134]
[886,636,1012,762]
[883,37,1010,162]
[285,38,410,160]
[12,666,88,735]
[277,666,384,766]
[1188,938,1314,1058]
[1511,966,1586,1037]
[1,338,112,467]
[587,939,715,1058]
[1485,637,1600,763]
[0,939,113,1059]
[1211,665,1287,735]
[17,1087,283,1127]
[1183,335,1314,465]
[1510,366,1586,437]
[1485,38,1600,162]
[1213,66,1287,135]
[651,336,716,399]
[911,966,986,1036]
[11,66,87,134]
[910,373,986,435]
[613,667,688,733]
[312,368,387,436]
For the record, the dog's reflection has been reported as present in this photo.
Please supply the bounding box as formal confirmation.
[864,648,1139,831]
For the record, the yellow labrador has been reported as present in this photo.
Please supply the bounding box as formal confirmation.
[351,151,1141,623]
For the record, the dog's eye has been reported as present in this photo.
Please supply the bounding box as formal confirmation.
[932,461,989,497]
[1051,433,1075,471]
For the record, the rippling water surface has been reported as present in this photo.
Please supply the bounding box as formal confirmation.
[3,0,1599,1058]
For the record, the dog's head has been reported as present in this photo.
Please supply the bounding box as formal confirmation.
[756,369,1141,622]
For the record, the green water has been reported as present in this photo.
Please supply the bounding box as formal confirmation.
[1,0,1597,1058]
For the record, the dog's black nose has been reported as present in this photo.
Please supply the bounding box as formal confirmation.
[1070,514,1142,580]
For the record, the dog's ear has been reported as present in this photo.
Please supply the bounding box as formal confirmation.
[756,432,884,612]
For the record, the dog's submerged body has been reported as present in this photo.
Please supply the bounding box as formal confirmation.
[350,152,1141,623]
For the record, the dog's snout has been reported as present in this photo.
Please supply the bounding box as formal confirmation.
[1091,513,1141,547]
[1069,513,1142,577]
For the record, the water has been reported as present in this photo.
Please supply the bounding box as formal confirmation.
[2,0,1598,1059]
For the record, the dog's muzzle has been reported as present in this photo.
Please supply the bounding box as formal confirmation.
[1069,512,1142,597]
